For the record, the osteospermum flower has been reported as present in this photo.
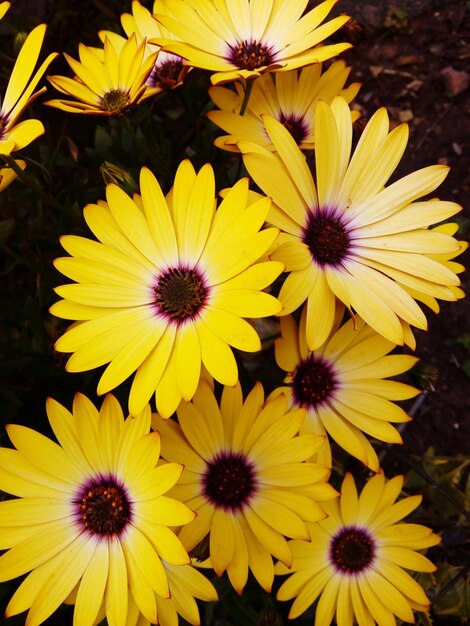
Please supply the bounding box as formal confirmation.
[272,309,419,471]
[208,61,360,152]
[51,162,282,418]
[239,96,463,348]
[276,473,440,626]
[45,34,158,115]
[153,380,337,593]
[0,24,57,155]
[0,393,195,626]
[152,0,351,85]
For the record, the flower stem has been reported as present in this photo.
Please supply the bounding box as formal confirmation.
[239,79,254,116]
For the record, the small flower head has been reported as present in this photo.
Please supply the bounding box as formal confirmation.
[276,473,441,626]
[208,61,360,152]
[273,309,419,471]
[45,34,157,115]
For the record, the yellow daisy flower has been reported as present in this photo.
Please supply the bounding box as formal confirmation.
[51,162,283,418]
[0,159,25,191]
[0,393,195,626]
[152,0,352,85]
[272,309,419,472]
[152,380,337,594]
[0,1,10,21]
[276,472,441,626]
[45,34,158,115]
[208,60,360,152]
[239,96,463,348]
[0,24,57,155]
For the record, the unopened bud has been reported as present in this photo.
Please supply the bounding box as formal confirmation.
[100,161,137,195]
[13,31,28,55]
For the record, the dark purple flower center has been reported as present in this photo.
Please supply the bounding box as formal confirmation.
[149,58,185,88]
[303,212,350,266]
[330,526,376,573]
[279,113,308,145]
[228,39,274,70]
[203,452,257,510]
[75,477,132,536]
[292,355,336,409]
[154,267,208,323]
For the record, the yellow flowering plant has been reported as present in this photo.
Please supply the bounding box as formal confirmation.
[0,2,467,626]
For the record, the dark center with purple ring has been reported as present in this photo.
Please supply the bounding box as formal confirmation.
[154,267,208,323]
[279,113,308,145]
[75,477,132,536]
[303,212,350,266]
[228,39,274,70]
[292,355,336,409]
[330,526,376,573]
[203,452,257,510]
[149,58,185,88]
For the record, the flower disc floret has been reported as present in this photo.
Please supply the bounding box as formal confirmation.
[228,39,275,70]
[330,526,376,574]
[292,354,337,409]
[75,477,132,536]
[154,267,208,323]
[303,211,351,265]
[203,451,257,509]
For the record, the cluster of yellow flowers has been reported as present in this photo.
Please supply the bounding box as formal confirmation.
[0,1,466,626]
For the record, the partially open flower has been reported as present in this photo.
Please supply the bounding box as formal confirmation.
[45,34,157,115]
[208,61,360,152]
[99,0,189,98]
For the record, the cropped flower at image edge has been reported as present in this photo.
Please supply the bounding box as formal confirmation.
[0,393,199,626]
